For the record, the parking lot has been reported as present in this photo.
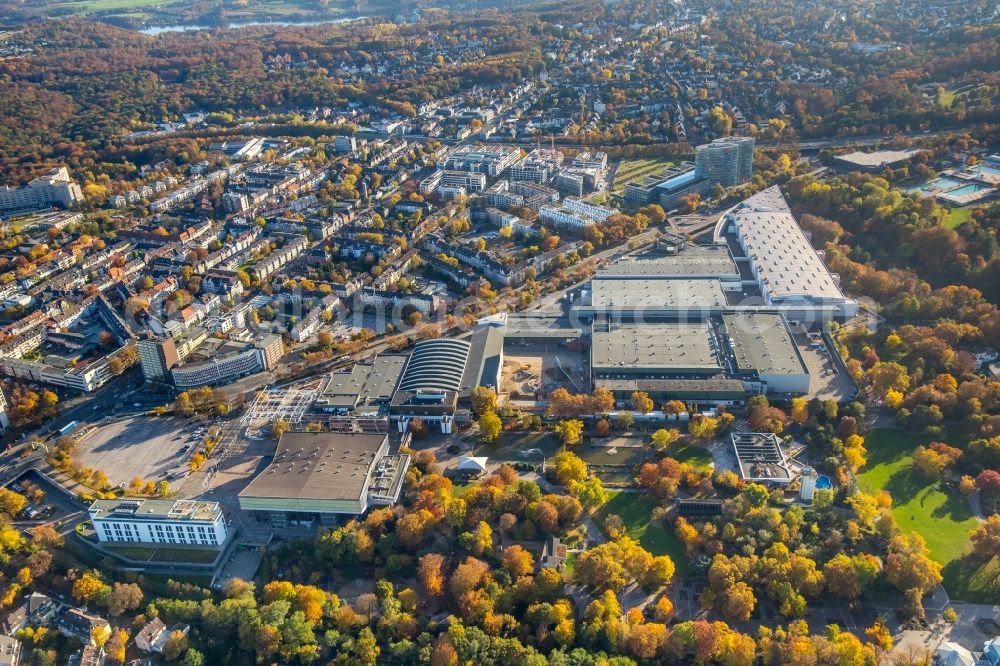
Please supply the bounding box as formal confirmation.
[795,338,856,401]
[75,415,205,490]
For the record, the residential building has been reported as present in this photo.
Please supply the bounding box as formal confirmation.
[58,608,111,645]
[333,135,357,153]
[0,167,83,216]
[508,148,562,183]
[0,634,20,666]
[135,617,190,654]
[442,146,522,177]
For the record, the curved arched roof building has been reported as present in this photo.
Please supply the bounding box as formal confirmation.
[397,338,472,393]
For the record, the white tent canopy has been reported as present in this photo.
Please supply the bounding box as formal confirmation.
[935,642,976,666]
[457,456,489,473]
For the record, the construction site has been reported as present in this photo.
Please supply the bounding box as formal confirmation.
[501,340,589,401]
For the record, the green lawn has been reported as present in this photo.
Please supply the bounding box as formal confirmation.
[942,206,972,229]
[476,432,561,463]
[612,158,678,194]
[593,491,690,576]
[149,547,220,564]
[669,442,713,469]
[937,90,957,109]
[451,481,475,498]
[105,544,220,564]
[855,429,994,600]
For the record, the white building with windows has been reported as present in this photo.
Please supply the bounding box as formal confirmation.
[88,499,228,547]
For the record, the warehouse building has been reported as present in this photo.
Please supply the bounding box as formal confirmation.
[583,278,729,318]
[722,313,809,394]
[717,186,858,319]
[312,355,408,415]
[592,322,722,378]
[238,431,409,526]
[597,244,740,281]
[593,377,746,405]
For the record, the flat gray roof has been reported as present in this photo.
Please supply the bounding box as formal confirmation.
[592,323,720,372]
[239,432,387,502]
[503,314,583,339]
[723,312,807,376]
[316,355,407,409]
[727,187,845,302]
[835,149,922,167]
[599,245,739,279]
[589,278,727,310]
[461,324,505,395]
[89,498,222,522]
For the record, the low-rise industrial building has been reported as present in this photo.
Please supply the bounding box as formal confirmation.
[238,431,409,526]
[722,313,809,394]
[591,323,721,377]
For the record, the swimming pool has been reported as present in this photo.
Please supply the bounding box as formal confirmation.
[815,475,833,490]
[910,176,964,195]
[948,184,991,197]
[972,165,1000,177]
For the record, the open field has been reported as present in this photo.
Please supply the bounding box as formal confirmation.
[855,428,997,601]
[594,491,690,576]
[44,0,186,15]
[611,157,678,194]
[76,415,200,488]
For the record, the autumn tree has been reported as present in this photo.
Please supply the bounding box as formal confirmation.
[688,415,718,439]
[552,451,587,485]
[478,410,502,442]
[970,515,1000,560]
[105,582,143,616]
[418,553,446,596]
[470,386,497,416]
[0,488,27,517]
[631,391,654,413]
[650,428,680,451]
[555,419,584,447]
[501,544,534,577]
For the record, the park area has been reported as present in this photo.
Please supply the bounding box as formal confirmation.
[594,491,690,576]
[856,428,998,602]
[475,432,649,484]
[611,157,678,194]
